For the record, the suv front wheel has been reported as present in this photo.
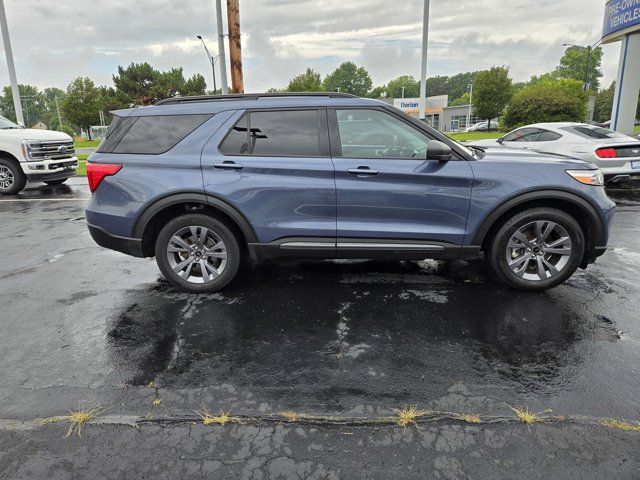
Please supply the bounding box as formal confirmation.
[155,214,240,293]
[487,207,585,291]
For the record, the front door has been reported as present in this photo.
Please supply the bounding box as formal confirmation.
[201,108,336,248]
[329,108,473,254]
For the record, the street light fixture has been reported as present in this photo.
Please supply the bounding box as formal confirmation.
[197,35,219,93]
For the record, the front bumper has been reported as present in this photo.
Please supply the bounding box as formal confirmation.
[22,157,78,181]
[87,223,144,257]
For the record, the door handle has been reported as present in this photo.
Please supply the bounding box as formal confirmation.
[213,161,243,170]
[348,166,378,176]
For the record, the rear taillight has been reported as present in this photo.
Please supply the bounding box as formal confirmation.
[86,163,122,192]
[595,147,618,159]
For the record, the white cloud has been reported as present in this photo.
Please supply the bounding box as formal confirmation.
[0,0,623,93]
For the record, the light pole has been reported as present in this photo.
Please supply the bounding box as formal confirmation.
[0,0,24,126]
[467,82,473,129]
[418,0,430,122]
[197,35,218,93]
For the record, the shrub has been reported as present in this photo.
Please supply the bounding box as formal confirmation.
[502,78,587,129]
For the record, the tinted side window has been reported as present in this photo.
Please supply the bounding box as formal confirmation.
[503,128,541,143]
[220,110,321,157]
[537,130,562,142]
[96,116,136,153]
[112,114,211,154]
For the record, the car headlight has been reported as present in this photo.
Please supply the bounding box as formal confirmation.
[21,140,43,161]
[566,169,604,186]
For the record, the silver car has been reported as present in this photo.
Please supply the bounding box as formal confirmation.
[470,122,640,182]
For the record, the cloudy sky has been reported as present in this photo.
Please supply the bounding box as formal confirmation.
[0,0,622,93]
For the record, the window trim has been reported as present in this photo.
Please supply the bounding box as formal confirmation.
[327,106,465,161]
[107,114,212,155]
[217,107,330,158]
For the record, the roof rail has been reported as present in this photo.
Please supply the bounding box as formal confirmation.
[154,92,357,106]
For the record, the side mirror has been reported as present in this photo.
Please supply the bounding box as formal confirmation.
[427,140,453,162]
[497,137,504,144]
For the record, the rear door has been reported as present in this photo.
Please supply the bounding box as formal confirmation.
[329,107,473,252]
[201,108,336,247]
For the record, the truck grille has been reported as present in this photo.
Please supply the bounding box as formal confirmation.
[26,140,76,161]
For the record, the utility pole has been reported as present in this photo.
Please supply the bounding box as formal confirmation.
[0,0,24,127]
[215,0,229,94]
[226,0,244,93]
[418,0,430,122]
[54,96,63,130]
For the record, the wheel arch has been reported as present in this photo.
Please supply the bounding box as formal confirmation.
[134,192,258,258]
[0,150,21,165]
[474,189,605,262]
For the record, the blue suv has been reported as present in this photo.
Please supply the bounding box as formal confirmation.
[85,93,615,292]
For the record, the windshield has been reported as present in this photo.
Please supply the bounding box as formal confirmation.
[0,115,20,129]
[561,125,629,140]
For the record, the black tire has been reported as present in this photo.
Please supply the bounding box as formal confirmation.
[486,207,585,291]
[155,213,241,293]
[45,178,68,186]
[0,157,27,195]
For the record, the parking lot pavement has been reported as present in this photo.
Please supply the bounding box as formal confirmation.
[1,181,640,478]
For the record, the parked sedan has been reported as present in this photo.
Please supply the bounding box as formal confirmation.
[465,120,499,132]
[470,122,640,182]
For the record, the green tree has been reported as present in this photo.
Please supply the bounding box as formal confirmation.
[446,72,478,103]
[553,46,603,91]
[449,91,470,106]
[322,62,372,96]
[367,85,387,98]
[62,77,102,139]
[502,78,588,129]
[0,85,46,127]
[287,68,323,92]
[386,75,419,98]
[593,82,615,123]
[424,75,448,97]
[472,67,512,129]
[113,63,206,105]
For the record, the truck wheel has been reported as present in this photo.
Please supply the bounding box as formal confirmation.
[0,157,27,195]
[155,213,241,293]
[486,207,585,291]
[45,178,68,186]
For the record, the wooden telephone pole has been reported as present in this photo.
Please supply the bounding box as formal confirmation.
[226,0,244,93]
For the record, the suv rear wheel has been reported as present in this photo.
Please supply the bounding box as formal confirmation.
[0,157,26,195]
[155,214,240,293]
[487,207,585,291]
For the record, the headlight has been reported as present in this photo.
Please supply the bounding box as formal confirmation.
[21,140,43,161]
[566,169,604,186]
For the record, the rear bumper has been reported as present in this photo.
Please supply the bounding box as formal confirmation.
[87,223,144,257]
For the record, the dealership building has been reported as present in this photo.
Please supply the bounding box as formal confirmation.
[390,96,483,132]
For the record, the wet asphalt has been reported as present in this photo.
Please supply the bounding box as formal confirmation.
[1,177,640,479]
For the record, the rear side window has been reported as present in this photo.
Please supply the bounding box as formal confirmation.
[96,116,136,153]
[537,130,562,142]
[111,114,211,154]
[220,110,321,157]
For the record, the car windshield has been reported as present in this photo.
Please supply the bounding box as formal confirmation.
[561,125,628,140]
[0,115,20,129]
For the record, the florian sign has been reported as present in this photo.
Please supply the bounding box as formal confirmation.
[602,0,640,43]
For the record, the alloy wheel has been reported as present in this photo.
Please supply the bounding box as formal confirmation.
[0,165,14,190]
[505,220,573,281]
[166,225,228,284]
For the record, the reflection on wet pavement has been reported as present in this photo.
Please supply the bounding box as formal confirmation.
[1,184,639,422]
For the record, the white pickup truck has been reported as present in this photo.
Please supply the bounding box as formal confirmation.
[0,115,78,195]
